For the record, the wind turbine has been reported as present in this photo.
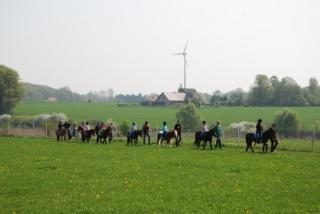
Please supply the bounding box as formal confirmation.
[174,40,188,89]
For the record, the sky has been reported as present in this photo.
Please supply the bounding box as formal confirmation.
[1,0,320,95]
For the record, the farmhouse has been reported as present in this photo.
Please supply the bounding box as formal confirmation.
[154,92,186,106]
[152,88,199,106]
[47,96,57,102]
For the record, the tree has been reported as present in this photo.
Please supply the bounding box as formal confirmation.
[190,93,203,107]
[0,65,25,114]
[176,103,202,131]
[273,77,307,106]
[304,78,320,106]
[274,108,301,137]
[210,90,224,107]
[247,74,274,106]
[225,88,247,106]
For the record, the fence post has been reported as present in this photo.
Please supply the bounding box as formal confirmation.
[7,122,9,136]
[237,127,240,148]
[115,127,118,139]
[19,124,21,136]
[45,123,48,137]
[312,131,315,152]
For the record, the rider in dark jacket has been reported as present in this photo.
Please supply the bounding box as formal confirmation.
[142,121,151,145]
[256,119,263,143]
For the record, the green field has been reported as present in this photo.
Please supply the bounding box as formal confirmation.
[13,102,320,130]
[1,137,320,213]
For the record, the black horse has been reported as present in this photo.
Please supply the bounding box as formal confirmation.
[77,126,95,143]
[98,127,113,144]
[194,129,216,149]
[245,128,278,153]
[127,130,143,145]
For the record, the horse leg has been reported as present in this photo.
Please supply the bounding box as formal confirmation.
[249,141,254,153]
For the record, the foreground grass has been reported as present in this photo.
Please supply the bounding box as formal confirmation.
[1,137,320,213]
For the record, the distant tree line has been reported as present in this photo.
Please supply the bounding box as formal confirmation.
[210,74,320,107]
[23,83,145,103]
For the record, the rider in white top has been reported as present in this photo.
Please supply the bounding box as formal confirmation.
[202,121,208,132]
[84,122,90,131]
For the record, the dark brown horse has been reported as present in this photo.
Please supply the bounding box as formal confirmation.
[194,129,216,149]
[127,130,143,145]
[77,126,95,143]
[245,128,278,153]
[157,131,177,148]
[56,128,67,141]
[98,127,113,144]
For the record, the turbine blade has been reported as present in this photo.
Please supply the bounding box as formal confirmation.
[183,40,188,53]
[173,53,183,55]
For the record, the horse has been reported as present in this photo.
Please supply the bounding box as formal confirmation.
[56,128,67,141]
[77,126,95,143]
[156,130,177,148]
[98,127,113,144]
[194,129,216,149]
[127,130,143,145]
[245,128,278,153]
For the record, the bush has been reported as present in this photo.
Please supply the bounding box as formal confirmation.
[119,121,130,136]
[274,108,301,136]
[176,103,202,131]
[313,121,320,138]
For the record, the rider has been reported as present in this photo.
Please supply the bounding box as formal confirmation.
[58,120,63,130]
[130,122,137,138]
[95,122,101,142]
[256,119,263,143]
[161,121,168,140]
[63,121,71,138]
[84,121,90,131]
[174,120,182,143]
[142,121,151,145]
[214,120,223,149]
[201,120,209,138]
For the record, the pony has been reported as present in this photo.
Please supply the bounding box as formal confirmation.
[156,130,177,148]
[127,130,143,145]
[245,128,278,153]
[56,128,67,141]
[77,126,95,143]
[98,127,113,144]
[194,128,216,149]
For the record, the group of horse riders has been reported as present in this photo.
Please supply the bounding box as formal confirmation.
[57,117,278,151]
[128,120,182,145]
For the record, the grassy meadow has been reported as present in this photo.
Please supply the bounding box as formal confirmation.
[1,137,320,213]
[13,102,320,130]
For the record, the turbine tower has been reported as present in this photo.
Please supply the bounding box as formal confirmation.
[174,40,188,89]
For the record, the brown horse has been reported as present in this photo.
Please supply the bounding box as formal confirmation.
[98,127,113,144]
[245,128,278,153]
[77,126,95,143]
[157,131,177,148]
[56,128,67,141]
[127,130,143,145]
